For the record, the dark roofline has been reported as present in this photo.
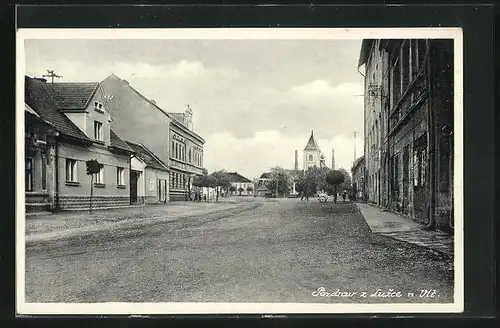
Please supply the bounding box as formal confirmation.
[357,39,375,68]
[25,75,92,142]
[126,140,169,170]
[51,82,100,110]
[170,119,205,144]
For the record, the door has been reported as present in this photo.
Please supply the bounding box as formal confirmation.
[130,171,138,204]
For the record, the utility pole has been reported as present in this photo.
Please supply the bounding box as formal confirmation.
[353,131,357,164]
[43,69,63,84]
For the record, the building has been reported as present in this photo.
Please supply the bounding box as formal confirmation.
[25,76,134,211]
[24,103,57,212]
[358,39,454,233]
[167,106,206,201]
[255,184,271,197]
[100,74,205,202]
[126,141,170,204]
[358,39,387,207]
[303,130,322,169]
[351,155,365,201]
[226,172,254,196]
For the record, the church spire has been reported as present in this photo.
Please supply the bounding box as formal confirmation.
[304,130,320,151]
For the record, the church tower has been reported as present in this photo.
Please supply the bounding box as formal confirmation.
[303,130,321,170]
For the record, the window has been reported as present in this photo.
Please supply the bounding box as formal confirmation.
[93,166,104,184]
[308,154,313,161]
[94,101,104,113]
[171,141,174,155]
[175,144,179,159]
[25,157,33,191]
[41,155,47,190]
[411,40,419,79]
[189,149,192,163]
[117,167,125,185]
[417,40,427,68]
[413,134,427,187]
[66,159,77,182]
[392,56,401,105]
[94,121,103,141]
[401,41,410,90]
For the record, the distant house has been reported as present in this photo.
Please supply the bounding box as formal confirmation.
[226,172,254,196]
[351,155,365,202]
[258,172,272,187]
[25,76,134,211]
[126,141,170,205]
[255,184,271,197]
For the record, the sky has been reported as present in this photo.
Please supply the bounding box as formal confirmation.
[25,39,365,180]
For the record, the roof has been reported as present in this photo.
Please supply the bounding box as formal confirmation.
[226,172,252,183]
[256,184,270,192]
[358,39,375,68]
[352,155,365,171]
[168,112,185,124]
[304,130,320,151]
[259,172,272,179]
[126,141,168,170]
[25,76,91,141]
[110,130,134,152]
[47,82,99,110]
[25,103,40,117]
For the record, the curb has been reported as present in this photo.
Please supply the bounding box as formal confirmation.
[376,232,454,259]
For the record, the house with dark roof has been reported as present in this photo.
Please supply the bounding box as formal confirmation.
[126,141,170,204]
[24,76,134,211]
[100,74,206,202]
[226,172,254,196]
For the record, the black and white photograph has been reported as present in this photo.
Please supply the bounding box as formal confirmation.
[16,28,463,314]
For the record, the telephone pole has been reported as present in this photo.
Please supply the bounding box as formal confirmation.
[42,69,63,84]
[353,131,357,165]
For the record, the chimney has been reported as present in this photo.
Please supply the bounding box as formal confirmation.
[331,148,335,170]
[35,78,47,83]
[122,79,129,85]
[150,99,156,105]
[294,150,298,170]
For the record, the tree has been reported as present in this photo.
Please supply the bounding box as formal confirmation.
[210,170,231,202]
[326,170,345,203]
[229,185,237,195]
[246,186,254,195]
[338,168,353,194]
[269,166,290,197]
[86,159,103,213]
[238,187,244,195]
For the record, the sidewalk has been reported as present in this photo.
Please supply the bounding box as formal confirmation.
[356,202,454,256]
[24,200,251,245]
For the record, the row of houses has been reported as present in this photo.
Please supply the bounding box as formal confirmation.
[24,74,206,212]
[355,39,454,233]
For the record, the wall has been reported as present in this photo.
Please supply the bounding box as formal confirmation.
[364,40,384,205]
[144,167,170,203]
[100,75,172,167]
[57,141,130,209]
[231,182,254,195]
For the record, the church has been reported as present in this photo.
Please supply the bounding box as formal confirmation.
[298,130,335,171]
[257,130,336,196]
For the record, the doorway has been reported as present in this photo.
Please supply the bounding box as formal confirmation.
[130,170,139,204]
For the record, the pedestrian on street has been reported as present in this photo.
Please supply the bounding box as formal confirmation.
[300,191,304,201]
